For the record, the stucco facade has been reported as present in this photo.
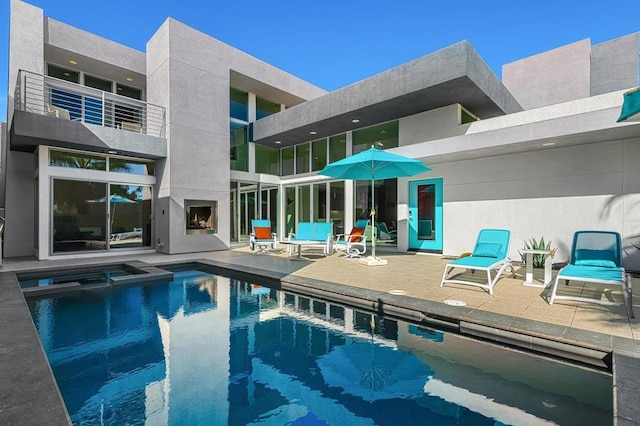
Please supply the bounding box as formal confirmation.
[3,0,640,270]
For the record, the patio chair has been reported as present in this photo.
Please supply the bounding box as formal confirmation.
[548,231,634,318]
[440,229,514,295]
[249,219,277,255]
[47,103,71,120]
[335,220,368,259]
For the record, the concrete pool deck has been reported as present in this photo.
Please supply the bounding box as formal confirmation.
[1,246,639,424]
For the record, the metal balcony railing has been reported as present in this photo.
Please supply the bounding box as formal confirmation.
[14,69,166,137]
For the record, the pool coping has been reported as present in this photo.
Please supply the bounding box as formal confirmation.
[1,257,639,425]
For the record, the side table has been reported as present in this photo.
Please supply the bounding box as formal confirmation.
[521,249,553,288]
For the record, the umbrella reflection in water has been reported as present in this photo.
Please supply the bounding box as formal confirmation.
[318,318,432,402]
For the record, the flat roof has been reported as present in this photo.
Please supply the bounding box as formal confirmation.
[253,41,523,148]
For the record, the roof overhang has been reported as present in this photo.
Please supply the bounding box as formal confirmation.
[253,40,523,148]
[390,90,640,164]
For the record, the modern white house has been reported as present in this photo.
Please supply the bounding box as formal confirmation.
[3,0,640,269]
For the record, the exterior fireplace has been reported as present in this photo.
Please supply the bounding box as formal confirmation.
[185,200,217,235]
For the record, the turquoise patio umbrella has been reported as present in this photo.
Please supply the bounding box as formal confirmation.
[617,87,640,122]
[319,146,431,263]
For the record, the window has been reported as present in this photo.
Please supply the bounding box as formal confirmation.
[313,183,327,221]
[53,179,107,253]
[329,134,347,163]
[109,184,153,249]
[353,122,398,154]
[281,146,295,176]
[256,97,280,120]
[329,182,345,235]
[47,64,79,83]
[255,144,280,174]
[460,106,479,124]
[50,150,106,170]
[296,144,310,174]
[230,88,248,121]
[299,185,311,222]
[312,138,327,172]
[109,158,155,176]
[116,84,142,100]
[230,122,248,171]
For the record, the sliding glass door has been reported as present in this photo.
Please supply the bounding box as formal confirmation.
[52,179,152,253]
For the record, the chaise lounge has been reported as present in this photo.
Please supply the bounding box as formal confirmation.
[440,229,514,295]
[548,230,634,318]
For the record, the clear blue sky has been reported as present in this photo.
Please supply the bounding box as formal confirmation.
[1,0,639,120]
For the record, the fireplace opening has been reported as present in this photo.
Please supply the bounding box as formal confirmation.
[185,200,217,235]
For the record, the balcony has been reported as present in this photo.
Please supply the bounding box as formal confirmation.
[11,70,167,158]
[15,69,165,136]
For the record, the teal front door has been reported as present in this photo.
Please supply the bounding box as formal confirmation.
[408,178,443,252]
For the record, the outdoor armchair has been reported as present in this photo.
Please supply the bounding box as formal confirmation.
[249,219,277,255]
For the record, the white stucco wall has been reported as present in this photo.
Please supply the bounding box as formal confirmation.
[425,139,640,270]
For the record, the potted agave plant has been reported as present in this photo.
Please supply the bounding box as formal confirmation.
[519,237,557,268]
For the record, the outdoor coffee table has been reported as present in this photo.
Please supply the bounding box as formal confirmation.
[280,240,326,261]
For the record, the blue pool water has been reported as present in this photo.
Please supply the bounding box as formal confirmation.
[27,268,613,425]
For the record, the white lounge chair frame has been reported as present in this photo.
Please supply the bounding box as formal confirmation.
[440,229,514,295]
[335,231,367,258]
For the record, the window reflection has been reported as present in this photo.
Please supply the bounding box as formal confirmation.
[53,179,107,252]
[50,150,106,170]
[109,185,153,249]
[109,158,155,176]
[52,179,153,252]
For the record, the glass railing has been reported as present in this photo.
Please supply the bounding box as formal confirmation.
[15,70,166,137]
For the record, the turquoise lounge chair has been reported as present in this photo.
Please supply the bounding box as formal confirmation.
[249,219,277,255]
[549,231,634,318]
[440,229,514,295]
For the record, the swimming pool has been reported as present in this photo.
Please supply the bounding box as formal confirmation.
[27,267,613,425]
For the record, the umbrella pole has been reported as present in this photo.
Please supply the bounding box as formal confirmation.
[371,178,376,259]
[359,179,387,266]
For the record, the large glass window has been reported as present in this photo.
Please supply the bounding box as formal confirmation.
[230,122,248,171]
[47,64,79,83]
[329,134,347,163]
[296,144,310,174]
[50,150,106,170]
[53,179,107,253]
[256,97,280,120]
[116,84,142,100]
[52,179,153,253]
[109,184,153,249]
[285,187,296,236]
[329,182,344,235]
[299,186,311,222]
[312,139,327,171]
[230,88,248,121]
[109,158,155,176]
[255,144,280,175]
[313,183,327,221]
[355,179,397,246]
[282,147,295,176]
[353,122,398,154]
